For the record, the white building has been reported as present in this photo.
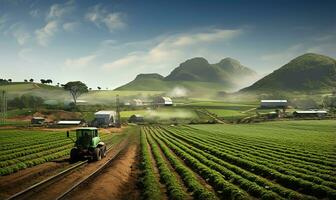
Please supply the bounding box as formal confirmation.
[131,99,143,106]
[93,110,117,127]
[154,96,173,106]
[260,100,288,108]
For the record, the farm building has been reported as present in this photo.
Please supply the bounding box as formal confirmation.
[293,110,327,118]
[31,117,45,125]
[154,96,173,106]
[260,100,288,108]
[128,114,144,123]
[57,120,83,126]
[131,99,143,106]
[92,110,117,127]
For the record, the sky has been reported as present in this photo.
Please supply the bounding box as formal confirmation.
[0,0,335,89]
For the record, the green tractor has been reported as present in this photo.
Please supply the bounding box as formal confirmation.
[67,127,107,162]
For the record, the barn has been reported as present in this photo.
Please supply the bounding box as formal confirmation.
[293,110,327,118]
[154,96,173,106]
[92,111,117,127]
[260,100,288,108]
[128,114,144,123]
[131,99,143,106]
[31,117,45,125]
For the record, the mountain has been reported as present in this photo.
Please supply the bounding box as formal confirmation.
[241,53,336,92]
[116,57,257,91]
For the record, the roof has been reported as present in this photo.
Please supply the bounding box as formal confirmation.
[131,114,143,118]
[32,117,45,120]
[76,127,98,130]
[161,97,172,102]
[95,110,116,115]
[57,120,82,125]
[294,110,327,114]
[261,100,287,103]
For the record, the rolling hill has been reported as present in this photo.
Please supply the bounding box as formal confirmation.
[115,57,257,91]
[241,53,336,92]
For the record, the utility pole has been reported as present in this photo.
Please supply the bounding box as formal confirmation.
[115,95,121,128]
[1,90,7,125]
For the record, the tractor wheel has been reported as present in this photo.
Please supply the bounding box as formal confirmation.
[101,145,107,158]
[70,148,78,162]
[93,148,102,161]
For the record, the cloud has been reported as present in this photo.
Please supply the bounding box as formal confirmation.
[47,1,75,19]
[85,4,126,32]
[260,44,304,62]
[0,14,8,31]
[102,28,242,71]
[18,48,33,62]
[5,23,31,45]
[63,22,80,32]
[35,20,58,46]
[30,9,40,17]
[65,54,96,68]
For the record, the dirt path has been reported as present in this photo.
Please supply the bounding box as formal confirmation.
[0,158,70,199]
[65,131,140,200]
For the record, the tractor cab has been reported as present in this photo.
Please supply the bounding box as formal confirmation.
[75,128,100,148]
[67,127,106,162]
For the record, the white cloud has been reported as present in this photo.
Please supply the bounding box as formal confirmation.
[63,22,80,32]
[0,15,8,31]
[18,48,33,62]
[30,9,40,17]
[5,23,31,45]
[35,20,58,46]
[85,5,126,32]
[102,28,242,71]
[47,1,75,19]
[65,54,96,68]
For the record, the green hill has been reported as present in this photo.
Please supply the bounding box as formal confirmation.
[116,57,257,91]
[241,53,336,92]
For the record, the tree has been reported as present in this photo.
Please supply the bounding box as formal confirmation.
[63,81,88,105]
[97,87,101,90]
[46,79,52,84]
[40,79,46,84]
[8,79,12,83]
[29,78,34,82]
[24,79,28,82]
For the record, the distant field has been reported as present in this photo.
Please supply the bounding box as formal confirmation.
[140,120,336,199]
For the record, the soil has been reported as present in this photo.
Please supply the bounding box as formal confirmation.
[65,131,141,200]
[0,158,70,199]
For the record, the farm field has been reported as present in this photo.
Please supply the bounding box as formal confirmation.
[0,128,127,176]
[140,120,336,200]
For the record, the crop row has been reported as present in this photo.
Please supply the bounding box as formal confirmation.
[139,129,162,200]
[162,127,336,199]
[157,127,316,200]
[144,127,188,200]
[145,127,219,200]
[170,127,336,183]
[147,127,251,200]
[179,126,336,167]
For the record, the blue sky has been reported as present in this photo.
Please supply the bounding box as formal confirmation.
[0,0,335,89]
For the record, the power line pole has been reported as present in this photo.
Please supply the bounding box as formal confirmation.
[115,94,121,128]
[1,90,7,125]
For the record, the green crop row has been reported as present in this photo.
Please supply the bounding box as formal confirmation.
[139,128,162,200]
[158,127,316,200]
[147,127,218,200]
[170,127,336,185]
[163,127,336,199]
[144,127,188,200]
[148,127,250,200]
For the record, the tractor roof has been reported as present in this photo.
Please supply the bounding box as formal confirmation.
[76,127,98,131]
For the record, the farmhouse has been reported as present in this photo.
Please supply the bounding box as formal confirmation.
[31,117,45,125]
[260,100,288,108]
[154,96,173,106]
[128,114,144,123]
[131,99,143,106]
[293,110,328,118]
[92,110,117,127]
